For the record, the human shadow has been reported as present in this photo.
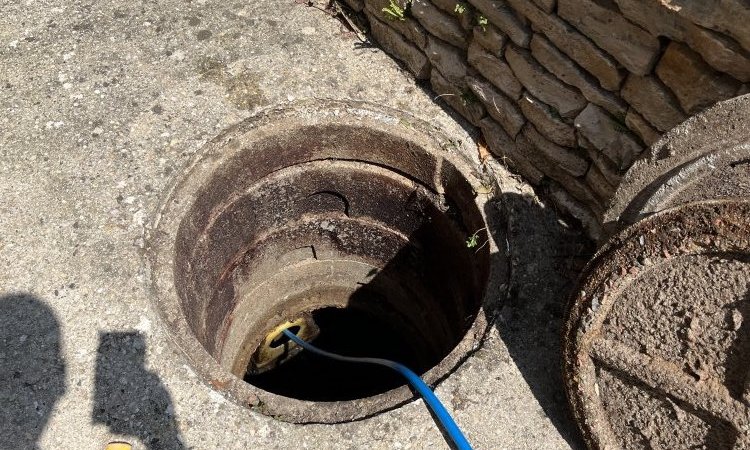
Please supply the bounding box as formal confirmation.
[93,331,183,450]
[487,192,593,449]
[0,293,66,450]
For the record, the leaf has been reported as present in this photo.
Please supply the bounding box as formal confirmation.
[477,135,491,164]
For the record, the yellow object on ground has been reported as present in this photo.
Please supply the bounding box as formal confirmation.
[105,442,132,450]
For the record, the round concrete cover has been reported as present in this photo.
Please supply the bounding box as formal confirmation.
[564,200,750,449]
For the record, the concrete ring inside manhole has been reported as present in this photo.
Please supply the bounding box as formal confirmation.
[146,100,507,423]
[564,199,750,449]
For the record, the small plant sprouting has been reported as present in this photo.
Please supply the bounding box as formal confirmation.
[383,0,409,21]
[454,2,468,14]
[466,227,488,252]
[477,14,488,32]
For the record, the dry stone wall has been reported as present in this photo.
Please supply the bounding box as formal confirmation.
[343,0,750,239]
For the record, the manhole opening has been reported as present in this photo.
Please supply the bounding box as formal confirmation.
[152,108,498,422]
[248,306,421,401]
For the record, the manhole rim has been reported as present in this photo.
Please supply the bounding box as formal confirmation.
[144,99,506,423]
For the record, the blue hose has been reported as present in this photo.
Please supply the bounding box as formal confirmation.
[282,329,473,450]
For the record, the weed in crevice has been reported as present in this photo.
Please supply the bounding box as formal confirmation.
[476,14,488,32]
[382,0,410,21]
[466,227,488,253]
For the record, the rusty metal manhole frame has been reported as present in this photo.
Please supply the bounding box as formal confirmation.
[145,99,509,423]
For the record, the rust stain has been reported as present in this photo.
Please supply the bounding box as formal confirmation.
[209,378,231,390]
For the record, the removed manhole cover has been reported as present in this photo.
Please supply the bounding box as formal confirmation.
[605,94,750,231]
[147,100,507,423]
[564,199,750,449]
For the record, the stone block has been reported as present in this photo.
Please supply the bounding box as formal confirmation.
[514,129,602,217]
[467,40,523,99]
[530,34,627,117]
[430,70,486,126]
[624,108,660,147]
[505,45,586,119]
[655,42,740,114]
[530,0,555,13]
[365,0,428,48]
[614,0,750,82]
[411,0,468,48]
[578,134,623,187]
[558,0,660,75]
[547,182,603,241]
[613,0,686,38]
[472,23,507,57]
[620,75,687,132]
[467,76,525,137]
[556,175,604,217]
[684,26,750,83]
[467,0,531,47]
[574,103,643,171]
[585,163,615,204]
[431,0,462,13]
[431,0,477,29]
[367,13,431,78]
[343,0,365,11]
[523,125,588,177]
[480,117,545,184]
[505,0,624,90]
[666,0,750,52]
[614,0,686,38]
[432,0,475,30]
[518,92,575,147]
[424,35,467,83]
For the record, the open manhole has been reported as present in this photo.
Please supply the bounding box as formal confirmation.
[147,100,507,423]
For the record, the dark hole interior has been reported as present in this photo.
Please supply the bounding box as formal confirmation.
[238,216,481,401]
[246,306,419,401]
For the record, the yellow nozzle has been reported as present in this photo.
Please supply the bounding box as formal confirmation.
[248,316,319,373]
[105,443,132,450]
